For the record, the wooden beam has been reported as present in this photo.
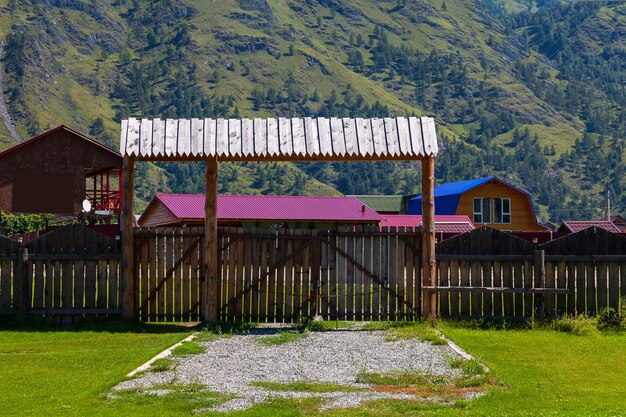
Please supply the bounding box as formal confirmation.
[422,286,569,294]
[421,157,436,318]
[121,157,135,319]
[204,158,219,322]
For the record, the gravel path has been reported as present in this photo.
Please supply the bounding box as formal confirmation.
[115,328,462,412]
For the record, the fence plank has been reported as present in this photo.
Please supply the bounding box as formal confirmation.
[448,259,459,318]
[460,261,470,317]
[556,261,567,316]
[502,261,513,317]
[470,261,481,318]
[33,261,44,310]
[597,261,608,313]
[609,262,619,311]
[250,232,260,322]
[168,228,177,321]
[586,262,596,315]
[567,261,576,315]
[259,235,269,321]
[190,227,200,321]
[174,230,183,320]
[156,232,165,321]
[274,233,285,322]
[182,233,191,321]
[387,233,397,320]
[97,260,107,310]
[438,260,449,317]
[621,262,626,313]
[576,262,586,315]
[109,260,119,310]
[267,233,278,322]
[293,231,303,320]
[380,235,389,320]
[543,261,555,317]
[346,233,356,321]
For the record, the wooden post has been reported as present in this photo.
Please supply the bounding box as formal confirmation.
[421,157,437,319]
[121,157,135,319]
[204,157,219,322]
[534,249,545,319]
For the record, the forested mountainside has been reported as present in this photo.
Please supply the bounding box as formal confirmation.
[0,0,625,220]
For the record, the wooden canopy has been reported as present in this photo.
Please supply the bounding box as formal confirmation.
[120,117,438,161]
[119,116,439,322]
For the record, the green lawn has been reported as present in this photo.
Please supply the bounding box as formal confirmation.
[429,324,626,417]
[0,322,195,417]
[0,321,624,416]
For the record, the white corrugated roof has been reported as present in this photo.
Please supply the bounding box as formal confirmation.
[120,117,438,161]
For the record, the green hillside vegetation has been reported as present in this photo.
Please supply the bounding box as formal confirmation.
[0,0,625,221]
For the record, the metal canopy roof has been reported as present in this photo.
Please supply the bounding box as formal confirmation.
[120,116,438,161]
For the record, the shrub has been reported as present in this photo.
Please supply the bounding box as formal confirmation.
[295,316,325,333]
[597,308,624,331]
[552,316,598,335]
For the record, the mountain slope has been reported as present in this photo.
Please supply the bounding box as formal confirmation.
[1,0,625,219]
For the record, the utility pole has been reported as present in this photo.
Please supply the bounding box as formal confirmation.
[607,190,611,221]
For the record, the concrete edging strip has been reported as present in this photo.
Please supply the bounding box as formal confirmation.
[434,329,491,372]
[127,332,199,378]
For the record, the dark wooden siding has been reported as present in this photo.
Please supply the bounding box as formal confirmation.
[0,127,122,215]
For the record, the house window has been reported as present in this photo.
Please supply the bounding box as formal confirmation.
[494,198,511,224]
[473,198,491,224]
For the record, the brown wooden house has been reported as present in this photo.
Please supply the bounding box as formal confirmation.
[0,125,122,216]
[408,176,548,232]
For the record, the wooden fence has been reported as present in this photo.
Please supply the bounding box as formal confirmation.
[433,227,626,319]
[2,224,624,323]
[133,226,423,322]
[0,225,121,320]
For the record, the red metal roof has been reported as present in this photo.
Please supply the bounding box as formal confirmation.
[380,215,475,233]
[153,194,383,222]
[560,220,621,234]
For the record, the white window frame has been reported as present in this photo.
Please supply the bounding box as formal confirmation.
[494,198,511,224]
[473,198,491,224]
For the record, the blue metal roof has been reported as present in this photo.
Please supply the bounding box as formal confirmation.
[408,177,496,215]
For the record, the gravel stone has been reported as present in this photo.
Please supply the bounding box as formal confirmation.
[114,327,463,412]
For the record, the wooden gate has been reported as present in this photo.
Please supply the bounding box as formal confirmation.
[219,227,423,322]
[219,228,318,322]
[319,229,422,320]
[134,227,204,322]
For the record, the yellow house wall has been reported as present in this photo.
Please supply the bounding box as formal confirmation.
[456,181,546,231]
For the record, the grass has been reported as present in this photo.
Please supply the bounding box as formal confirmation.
[0,321,196,416]
[149,358,175,372]
[433,322,626,416]
[356,370,449,388]
[171,341,206,356]
[2,319,625,416]
[361,321,446,345]
[256,331,307,346]
[251,381,364,393]
[112,383,233,414]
